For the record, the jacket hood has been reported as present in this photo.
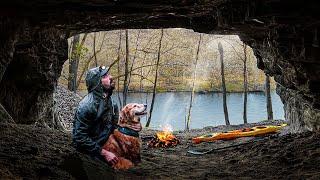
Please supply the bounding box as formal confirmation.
[85,66,109,95]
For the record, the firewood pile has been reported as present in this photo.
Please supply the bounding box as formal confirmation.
[147,131,180,148]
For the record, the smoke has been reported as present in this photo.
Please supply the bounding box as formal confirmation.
[158,93,175,127]
[157,93,189,131]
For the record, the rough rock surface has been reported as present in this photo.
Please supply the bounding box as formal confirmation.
[0,103,14,124]
[0,121,319,179]
[0,123,123,180]
[1,0,320,131]
[0,24,67,127]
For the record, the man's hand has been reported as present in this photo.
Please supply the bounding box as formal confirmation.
[101,149,119,166]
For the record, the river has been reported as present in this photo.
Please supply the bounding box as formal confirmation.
[110,91,284,131]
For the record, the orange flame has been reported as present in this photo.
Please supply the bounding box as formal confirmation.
[156,131,176,141]
[148,123,179,148]
[157,124,174,140]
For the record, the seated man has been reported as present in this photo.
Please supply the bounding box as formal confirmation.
[72,66,141,166]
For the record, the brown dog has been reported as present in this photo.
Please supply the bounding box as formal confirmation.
[102,103,147,170]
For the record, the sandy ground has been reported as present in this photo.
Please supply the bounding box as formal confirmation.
[0,120,320,179]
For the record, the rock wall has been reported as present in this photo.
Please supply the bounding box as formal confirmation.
[217,0,320,131]
[0,21,68,127]
[244,18,320,132]
[273,25,320,131]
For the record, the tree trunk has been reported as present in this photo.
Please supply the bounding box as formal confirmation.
[68,33,88,92]
[93,32,98,67]
[266,75,274,120]
[127,30,141,88]
[140,54,147,124]
[218,42,230,125]
[75,33,103,90]
[117,30,123,109]
[186,34,202,131]
[122,29,129,106]
[139,53,146,93]
[68,34,80,92]
[146,29,164,128]
[243,43,248,124]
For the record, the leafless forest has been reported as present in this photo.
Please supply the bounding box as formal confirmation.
[59,29,275,93]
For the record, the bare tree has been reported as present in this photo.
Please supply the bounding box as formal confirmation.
[62,31,268,97]
[117,30,123,108]
[146,29,164,128]
[127,30,141,89]
[139,53,147,92]
[243,43,248,124]
[68,34,80,92]
[220,39,249,124]
[266,74,273,120]
[75,33,104,90]
[123,29,129,106]
[186,34,202,131]
[218,42,230,125]
[93,32,98,67]
[68,33,88,92]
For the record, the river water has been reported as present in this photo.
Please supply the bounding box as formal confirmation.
[111,91,284,131]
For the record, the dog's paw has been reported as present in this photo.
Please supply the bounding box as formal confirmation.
[113,158,134,170]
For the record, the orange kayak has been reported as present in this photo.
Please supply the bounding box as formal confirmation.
[192,124,287,144]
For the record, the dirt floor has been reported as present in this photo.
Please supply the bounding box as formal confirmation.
[0,120,320,179]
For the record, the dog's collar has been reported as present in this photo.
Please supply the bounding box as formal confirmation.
[117,126,139,137]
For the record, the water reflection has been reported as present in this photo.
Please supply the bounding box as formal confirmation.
[112,91,284,131]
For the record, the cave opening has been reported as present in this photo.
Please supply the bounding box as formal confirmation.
[58,28,285,131]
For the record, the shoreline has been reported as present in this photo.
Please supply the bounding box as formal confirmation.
[77,89,269,97]
[141,119,288,134]
[78,89,268,94]
[127,90,266,93]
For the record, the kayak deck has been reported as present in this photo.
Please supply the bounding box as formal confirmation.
[192,124,287,144]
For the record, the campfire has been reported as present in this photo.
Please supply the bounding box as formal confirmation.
[147,124,180,148]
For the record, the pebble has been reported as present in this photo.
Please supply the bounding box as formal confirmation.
[53,85,82,130]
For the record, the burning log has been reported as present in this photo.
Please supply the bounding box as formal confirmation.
[147,131,180,148]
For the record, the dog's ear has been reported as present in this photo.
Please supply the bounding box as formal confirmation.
[127,106,135,120]
[119,110,128,124]
[126,104,135,120]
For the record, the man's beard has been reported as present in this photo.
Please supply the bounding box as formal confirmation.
[103,84,115,96]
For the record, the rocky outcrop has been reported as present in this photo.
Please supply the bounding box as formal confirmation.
[278,86,320,132]
[0,21,68,127]
[0,0,319,131]
[0,123,133,179]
